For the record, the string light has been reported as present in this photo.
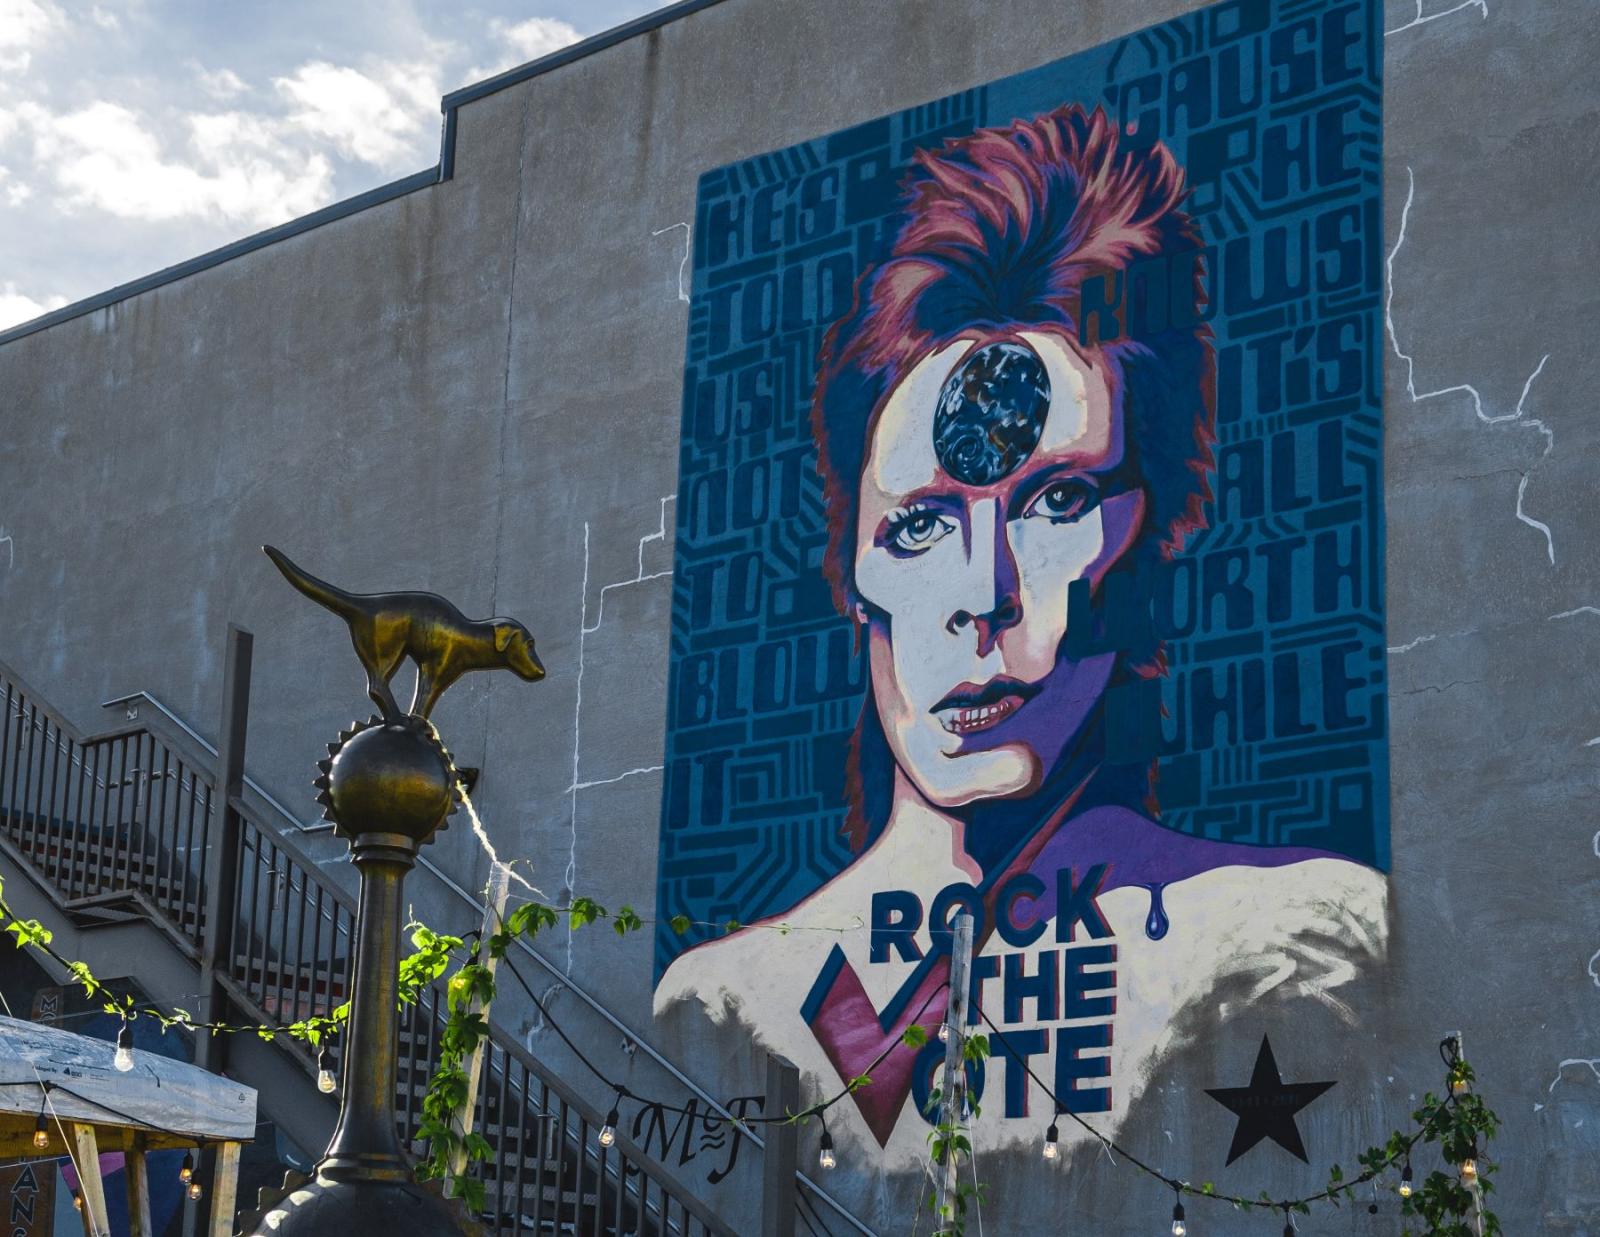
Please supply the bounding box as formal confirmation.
[1460,1147,1479,1184]
[937,1021,952,1043]
[179,1152,194,1183]
[598,1087,625,1149]
[1170,1196,1186,1236]
[316,1048,337,1095]
[71,1192,81,1212]
[1398,1159,1413,1198]
[31,1091,48,1150]
[188,1180,204,1202]
[1281,1205,1296,1236]
[818,1126,837,1171]
[1042,1119,1059,1162]
[1451,1076,1470,1096]
[113,1022,135,1073]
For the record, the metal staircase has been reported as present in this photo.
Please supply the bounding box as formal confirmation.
[0,654,758,1236]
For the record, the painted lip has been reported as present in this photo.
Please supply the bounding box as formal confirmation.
[930,675,1041,735]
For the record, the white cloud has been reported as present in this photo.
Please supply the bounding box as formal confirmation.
[274,60,438,170]
[195,64,248,100]
[88,5,119,31]
[468,16,581,82]
[0,165,32,206]
[0,0,60,72]
[20,100,334,226]
[0,280,66,331]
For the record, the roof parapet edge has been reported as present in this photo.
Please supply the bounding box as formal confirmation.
[0,0,728,349]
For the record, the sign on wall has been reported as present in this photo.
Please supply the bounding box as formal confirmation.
[656,0,1387,1162]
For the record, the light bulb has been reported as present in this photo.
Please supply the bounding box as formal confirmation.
[316,1048,337,1094]
[72,1193,82,1212]
[32,1115,48,1150]
[1398,1160,1413,1198]
[1042,1122,1059,1161]
[818,1130,836,1170]
[179,1152,194,1183]
[188,1181,203,1202]
[1451,1076,1469,1096]
[1460,1157,1477,1183]
[937,1022,951,1043]
[1171,1199,1186,1236]
[598,1106,619,1148]
[113,1024,135,1073]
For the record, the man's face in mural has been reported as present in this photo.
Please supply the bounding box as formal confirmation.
[853,330,1146,809]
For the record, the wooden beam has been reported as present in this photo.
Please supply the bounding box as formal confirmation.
[209,1142,241,1237]
[125,1138,154,1237]
[70,1123,109,1237]
[446,864,510,1181]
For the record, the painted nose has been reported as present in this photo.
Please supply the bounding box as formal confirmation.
[944,499,1024,657]
[946,596,1023,656]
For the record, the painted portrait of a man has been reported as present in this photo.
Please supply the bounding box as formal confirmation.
[657,97,1386,1164]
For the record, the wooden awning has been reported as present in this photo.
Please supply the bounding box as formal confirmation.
[0,1015,256,1235]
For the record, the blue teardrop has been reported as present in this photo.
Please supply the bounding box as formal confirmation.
[1143,882,1170,941]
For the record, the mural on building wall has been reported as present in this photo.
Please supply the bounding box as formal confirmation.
[655,0,1387,1164]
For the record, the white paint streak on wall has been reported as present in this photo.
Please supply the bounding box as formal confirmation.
[1387,633,1436,655]
[0,526,13,570]
[562,497,676,973]
[1387,167,1557,563]
[1550,606,1600,622]
[1384,0,1488,37]
[1591,830,1600,990]
[1549,1058,1600,1094]
[652,222,692,304]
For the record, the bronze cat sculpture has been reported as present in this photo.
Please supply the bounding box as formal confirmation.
[263,545,545,722]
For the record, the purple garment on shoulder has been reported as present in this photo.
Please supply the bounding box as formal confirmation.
[1014,805,1348,931]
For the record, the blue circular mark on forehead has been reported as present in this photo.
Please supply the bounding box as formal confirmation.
[931,341,1051,486]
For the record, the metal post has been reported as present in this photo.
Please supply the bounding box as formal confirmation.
[446,863,510,1181]
[196,625,252,1075]
[934,912,973,1237]
[760,1053,800,1237]
[319,834,413,1182]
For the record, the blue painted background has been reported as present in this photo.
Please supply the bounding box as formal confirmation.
[656,0,1386,980]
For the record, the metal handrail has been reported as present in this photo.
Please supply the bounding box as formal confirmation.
[3,662,876,1235]
[0,659,739,1236]
[102,688,876,1235]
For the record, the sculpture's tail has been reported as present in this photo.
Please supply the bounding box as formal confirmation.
[262,545,364,622]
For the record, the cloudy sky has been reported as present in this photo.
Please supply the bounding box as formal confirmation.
[0,0,662,330]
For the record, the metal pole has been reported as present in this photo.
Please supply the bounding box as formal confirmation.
[934,912,973,1237]
[196,625,252,1077]
[446,863,511,1181]
[319,834,414,1182]
[760,1053,800,1237]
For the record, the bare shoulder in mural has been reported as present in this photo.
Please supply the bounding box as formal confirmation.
[658,102,1387,1162]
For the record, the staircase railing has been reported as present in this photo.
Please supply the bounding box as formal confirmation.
[0,655,737,1236]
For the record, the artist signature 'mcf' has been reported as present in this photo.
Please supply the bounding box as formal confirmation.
[627,1094,764,1185]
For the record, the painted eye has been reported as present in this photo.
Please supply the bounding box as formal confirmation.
[883,510,956,555]
[1024,479,1100,524]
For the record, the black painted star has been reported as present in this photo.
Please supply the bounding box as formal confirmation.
[1205,1035,1335,1165]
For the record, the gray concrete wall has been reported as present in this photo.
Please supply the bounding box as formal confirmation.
[2,0,1597,1231]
